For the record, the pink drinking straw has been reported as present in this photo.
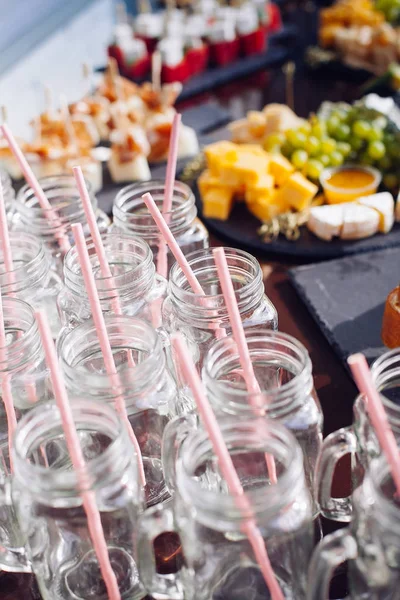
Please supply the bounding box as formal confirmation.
[0,288,17,471]
[171,333,285,600]
[71,223,146,488]
[348,352,400,496]
[0,124,70,254]
[73,167,136,364]
[156,113,181,280]
[35,310,121,600]
[213,247,277,484]
[142,192,204,295]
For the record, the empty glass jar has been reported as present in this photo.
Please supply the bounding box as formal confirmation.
[0,232,62,338]
[57,232,167,333]
[0,297,53,440]
[202,330,323,516]
[139,417,314,600]
[112,180,209,272]
[309,454,400,599]
[58,315,178,507]
[1,399,145,599]
[13,175,110,273]
[317,348,400,522]
[163,247,278,374]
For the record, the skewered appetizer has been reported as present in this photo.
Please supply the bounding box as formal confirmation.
[108,125,151,182]
[229,104,304,145]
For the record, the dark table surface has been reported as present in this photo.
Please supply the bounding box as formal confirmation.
[1,4,366,598]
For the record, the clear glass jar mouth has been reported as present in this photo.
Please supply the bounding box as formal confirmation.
[112,179,196,238]
[177,418,304,521]
[366,350,400,430]
[13,399,132,499]
[203,330,313,412]
[16,174,96,228]
[369,456,400,533]
[169,247,264,319]
[0,297,41,369]
[63,233,155,299]
[0,232,48,293]
[59,316,164,395]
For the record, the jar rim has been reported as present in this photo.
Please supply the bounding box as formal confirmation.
[203,330,313,411]
[177,417,305,521]
[63,232,155,298]
[369,456,400,531]
[12,398,133,496]
[0,297,39,368]
[59,315,162,393]
[0,231,47,290]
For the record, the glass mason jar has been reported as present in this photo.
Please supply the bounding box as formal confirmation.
[112,180,209,272]
[0,168,15,224]
[13,175,110,274]
[57,232,167,334]
[163,247,278,375]
[317,348,400,523]
[0,399,145,599]
[308,454,400,599]
[0,297,54,441]
[139,417,314,600]
[58,315,178,507]
[0,232,62,338]
[202,330,323,517]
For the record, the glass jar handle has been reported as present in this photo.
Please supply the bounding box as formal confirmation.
[316,426,357,522]
[307,528,356,600]
[0,482,32,573]
[162,413,197,494]
[137,501,184,600]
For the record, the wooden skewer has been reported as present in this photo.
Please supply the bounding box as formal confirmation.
[138,0,151,13]
[152,51,162,93]
[1,106,8,124]
[283,61,296,112]
[108,57,123,102]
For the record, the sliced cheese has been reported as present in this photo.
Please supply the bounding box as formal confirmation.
[357,192,395,234]
[307,204,344,241]
[341,204,380,240]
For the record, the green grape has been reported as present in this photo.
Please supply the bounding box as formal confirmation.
[264,132,286,151]
[379,155,392,171]
[366,127,384,142]
[281,141,293,158]
[286,129,307,149]
[305,136,321,156]
[321,138,337,154]
[320,154,331,167]
[306,159,324,180]
[298,121,312,135]
[352,120,371,139]
[383,173,398,189]
[367,141,386,160]
[373,116,388,130]
[311,120,327,138]
[349,136,364,151]
[330,151,344,167]
[335,123,351,141]
[327,115,341,136]
[291,149,309,169]
[336,142,352,157]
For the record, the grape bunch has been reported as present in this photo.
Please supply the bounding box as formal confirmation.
[263,102,400,191]
[375,0,400,24]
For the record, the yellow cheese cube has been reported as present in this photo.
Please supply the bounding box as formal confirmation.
[268,154,295,186]
[274,172,318,211]
[202,188,235,221]
[204,141,238,168]
[198,169,237,197]
[245,174,275,204]
[247,197,285,222]
[238,144,269,158]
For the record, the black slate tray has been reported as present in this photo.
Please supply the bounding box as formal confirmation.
[289,247,400,366]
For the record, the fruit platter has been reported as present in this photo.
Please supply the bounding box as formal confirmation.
[189,94,400,259]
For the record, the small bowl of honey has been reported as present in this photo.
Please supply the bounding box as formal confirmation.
[320,164,382,204]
